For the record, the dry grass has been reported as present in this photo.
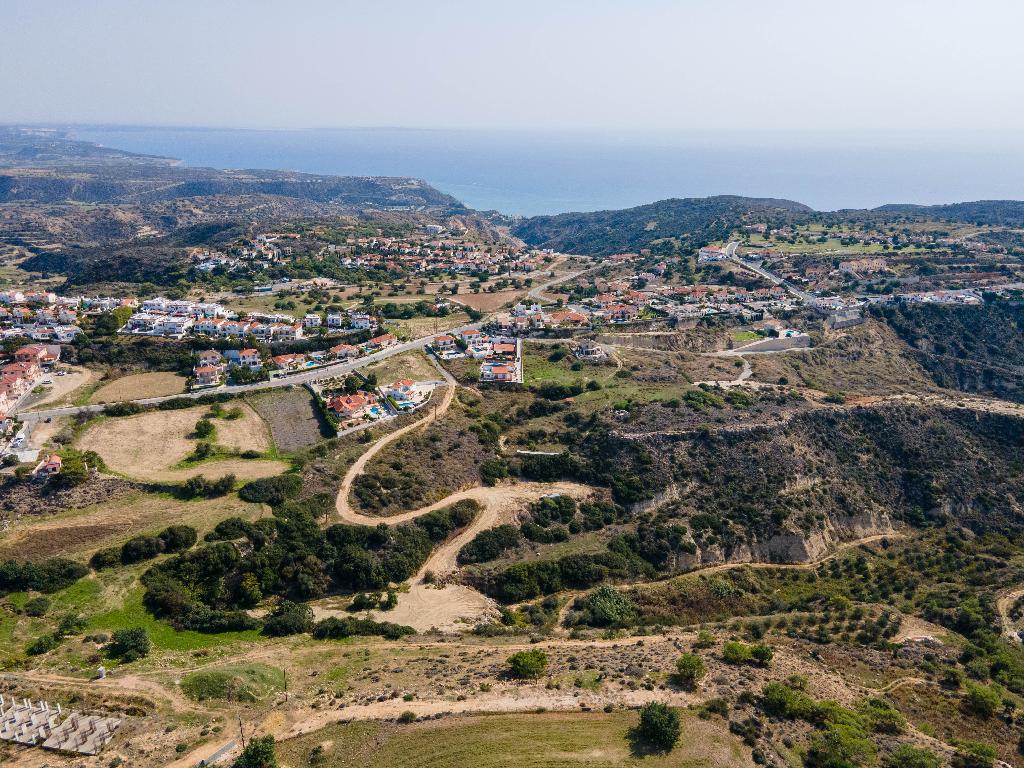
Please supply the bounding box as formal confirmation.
[89,371,187,403]
[246,389,329,453]
[388,311,470,339]
[77,402,287,482]
[453,289,527,312]
[278,711,754,768]
[364,350,440,384]
[0,491,265,561]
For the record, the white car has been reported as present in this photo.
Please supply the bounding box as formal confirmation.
[42,379,53,385]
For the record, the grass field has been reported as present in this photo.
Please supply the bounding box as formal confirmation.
[77,403,288,482]
[278,711,753,768]
[89,371,188,403]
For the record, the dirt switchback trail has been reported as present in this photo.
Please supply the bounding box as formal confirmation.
[330,481,594,632]
[335,361,457,520]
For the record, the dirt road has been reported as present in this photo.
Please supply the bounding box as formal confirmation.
[335,364,457,520]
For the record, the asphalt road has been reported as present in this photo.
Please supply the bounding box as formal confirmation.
[16,321,482,423]
[15,257,595,424]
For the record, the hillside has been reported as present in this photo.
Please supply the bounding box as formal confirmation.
[874,302,1024,402]
[874,199,1024,226]
[511,195,812,255]
[0,127,464,211]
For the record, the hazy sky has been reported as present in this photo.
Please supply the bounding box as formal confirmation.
[3,0,1024,135]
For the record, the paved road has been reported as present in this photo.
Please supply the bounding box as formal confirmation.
[15,321,482,423]
[526,259,603,302]
[727,254,815,304]
[15,257,597,424]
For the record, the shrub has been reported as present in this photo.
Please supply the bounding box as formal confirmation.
[194,419,215,438]
[159,525,198,553]
[506,649,548,679]
[397,711,416,724]
[0,558,88,595]
[107,627,151,662]
[479,458,510,486]
[579,585,636,628]
[457,525,521,565]
[722,641,752,664]
[104,401,144,417]
[883,745,940,768]
[951,741,996,768]
[805,725,876,768]
[635,702,680,752]
[675,653,706,685]
[120,535,165,565]
[90,547,121,570]
[963,682,1001,719]
[23,596,50,617]
[750,643,774,666]
[311,617,414,641]
[262,601,314,637]
[239,474,303,506]
[26,633,58,656]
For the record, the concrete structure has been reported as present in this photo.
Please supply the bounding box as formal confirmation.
[0,695,121,756]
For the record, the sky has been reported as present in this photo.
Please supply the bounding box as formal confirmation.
[2,0,1024,139]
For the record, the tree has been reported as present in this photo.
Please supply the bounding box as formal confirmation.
[675,653,706,686]
[506,649,548,680]
[107,627,151,662]
[233,735,278,768]
[635,703,680,752]
[194,419,215,439]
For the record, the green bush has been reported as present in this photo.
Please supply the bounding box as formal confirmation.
[159,525,198,553]
[263,601,314,637]
[883,745,940,768]
[722,640,752,664]
[233,735,278,768]
[635,702,680,752]
[23,596,50,617]
[238,474,303,506]
[107,627,151,662]
[90,547,121,570]
[579,585,637,628]
[962,682,1001,719]
[506,649,548,679]
[457,525,521,565]
[26,633,58,656]
[675,653,705,685]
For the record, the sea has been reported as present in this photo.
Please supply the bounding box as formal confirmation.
[72,126,1024,217]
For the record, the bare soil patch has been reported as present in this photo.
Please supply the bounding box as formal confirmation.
[89,371,187,403]
[247,389,327,453]
[77,403,285,482]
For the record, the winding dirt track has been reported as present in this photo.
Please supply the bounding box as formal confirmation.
[335,363,457,520]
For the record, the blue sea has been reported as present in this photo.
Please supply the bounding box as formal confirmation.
[72,126,1024,217]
